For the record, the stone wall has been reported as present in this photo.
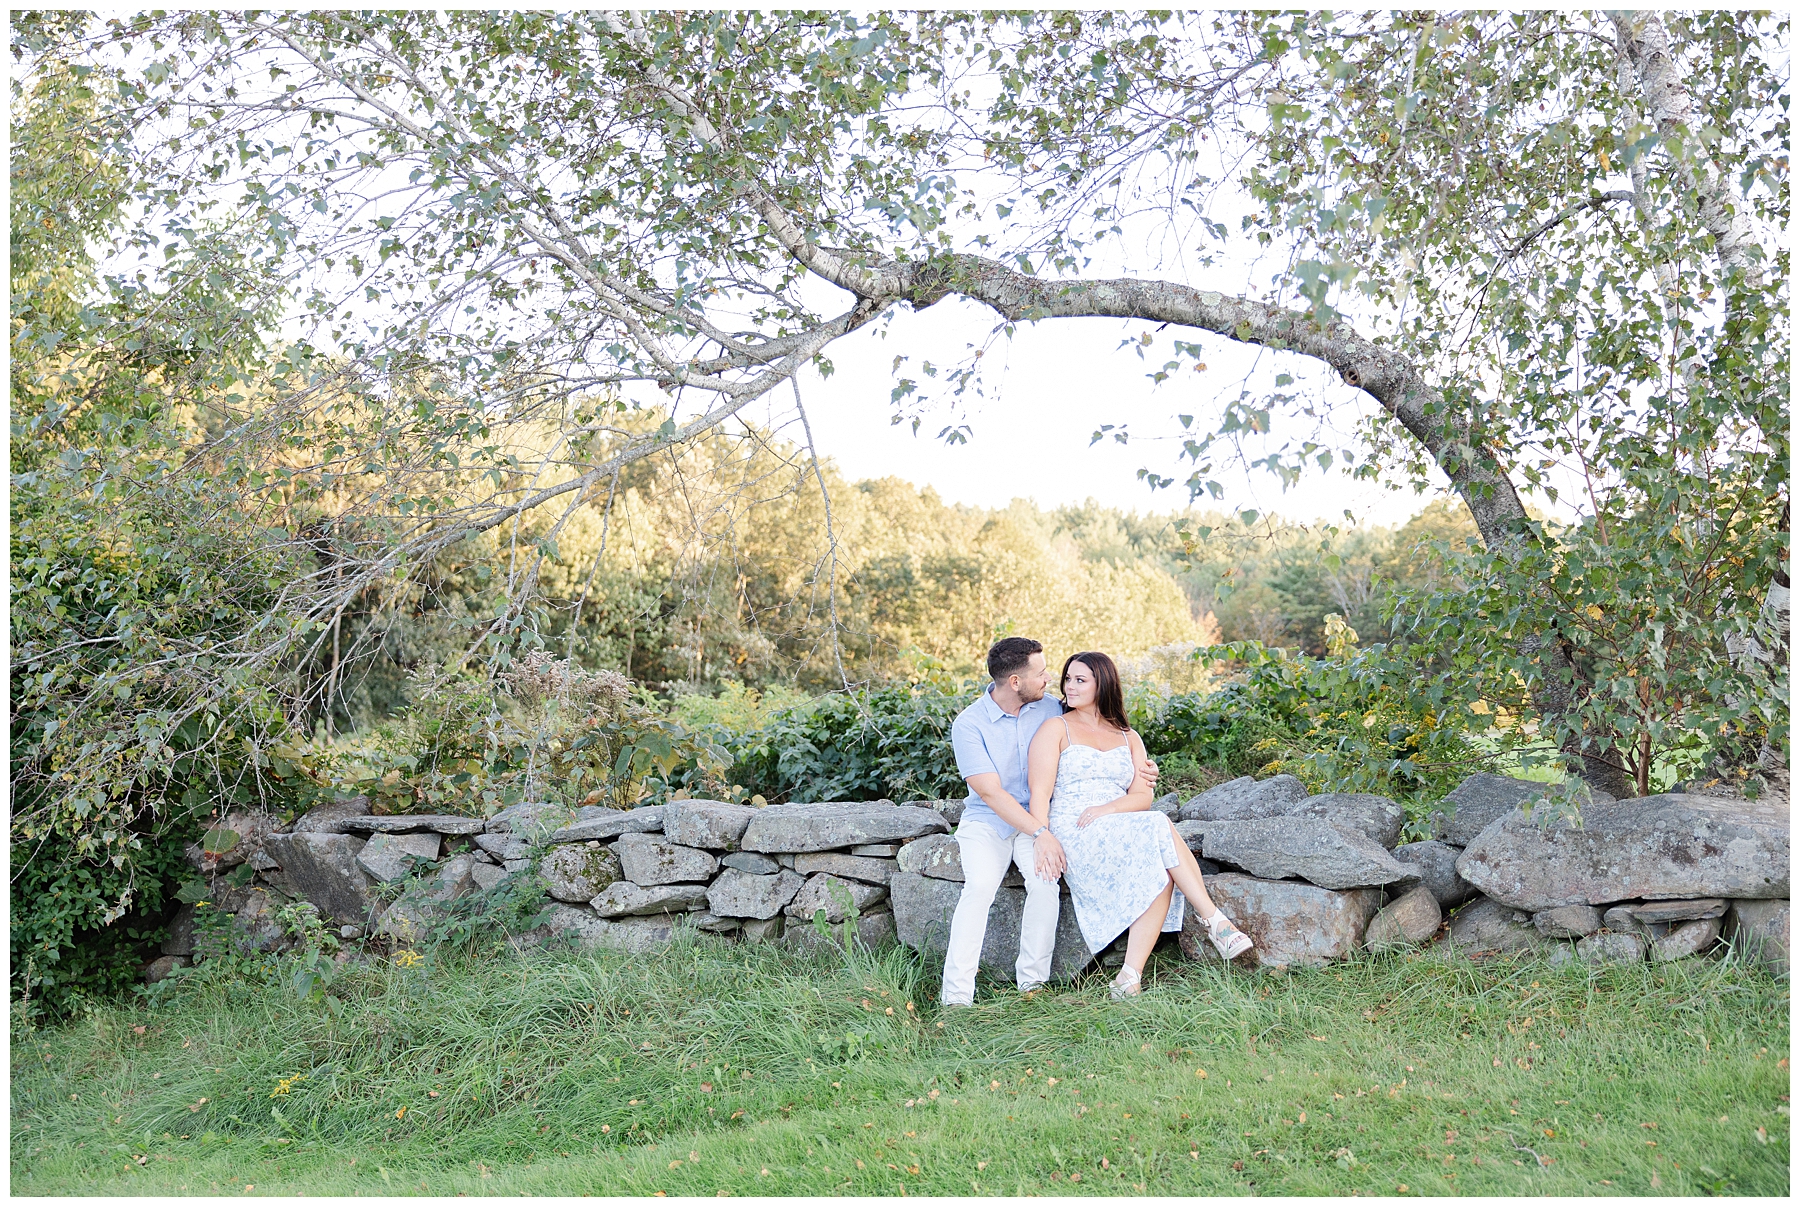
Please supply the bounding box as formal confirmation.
[146,772,1791,984]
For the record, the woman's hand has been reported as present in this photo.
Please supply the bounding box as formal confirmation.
[1076,803,1112,828]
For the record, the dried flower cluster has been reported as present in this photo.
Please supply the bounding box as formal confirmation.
[501,651,633,718]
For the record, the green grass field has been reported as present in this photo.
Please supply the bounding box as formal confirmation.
[12,932,1790,1196]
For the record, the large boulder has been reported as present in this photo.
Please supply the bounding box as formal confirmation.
[161,904,198,957]
[355,831,442,883]
[342,814,486,835]
[720,851,781,875]
[1151,792,1181,819]
[1284,794,1405,849]
[794,852,898,886]
[483,802,576,835]
[549,806,665,845]
[905,798,965,827]
[897,832,964,880]
[1202,818,1418,890]
[289,796,371,834]
[781,910,899,956]
[1444,897,1545,956]
[1440,774,1561,846]
[536,904,684,953]
[892,871,988,955]
[230,888,291,955]
[1364,885,1442,951]
[615,833,719,886]
[262,832,376,924]
[1626,898,1727,923]
[1724,898,1790,977]
[741,801,950,853]
[1457,795,1790,912]
[427,854,478,903]
[786,873,889,923]
[888,872,1091,981]
[706,868,805,919]
[1652,917,1721,962]
[896,832,1026,886]
[663,800,759,851]
[1532,904,1603,939]
[1178,775,1309,822]
[589,881,710,918]
[1392,840,1477,908]
[1577,932,1646,965]
[539,843,623,903]
[186,810,284,871]
[1178,875,1381,968]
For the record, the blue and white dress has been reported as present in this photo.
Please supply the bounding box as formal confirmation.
[1048,739,1186,953]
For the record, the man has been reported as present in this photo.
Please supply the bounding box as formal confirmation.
[943,636,1156,1005]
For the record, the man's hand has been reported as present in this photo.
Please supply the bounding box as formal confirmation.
[1138,757,1160,790]
[1032,829,1066,882]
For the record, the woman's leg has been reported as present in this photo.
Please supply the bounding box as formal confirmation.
[1121,877,1175,977]
[1163,819,1223,918]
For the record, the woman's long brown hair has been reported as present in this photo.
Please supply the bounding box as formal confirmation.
[1060,651,1130,733]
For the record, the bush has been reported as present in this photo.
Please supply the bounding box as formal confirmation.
[1131,641,1491,817]
[311,653,734,815]
[702,679,974,804]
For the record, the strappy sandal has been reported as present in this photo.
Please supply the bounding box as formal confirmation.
[1205,911,1254,959]
[1109,964,1142,1000]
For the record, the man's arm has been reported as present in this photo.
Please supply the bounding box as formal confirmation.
[963,772,1039,834]
[969,769,1066,882]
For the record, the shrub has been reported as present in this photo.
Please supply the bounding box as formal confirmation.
[1131,641,1491,815]
[311,654,734,815]
[703,679,974,804]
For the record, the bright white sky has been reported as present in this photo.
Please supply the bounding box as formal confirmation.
[739,294,1457,528]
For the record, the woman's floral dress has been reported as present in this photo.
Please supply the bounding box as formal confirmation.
[1047,734,1185,953]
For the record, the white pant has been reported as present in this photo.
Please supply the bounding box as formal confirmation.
[940,822,1062,1005]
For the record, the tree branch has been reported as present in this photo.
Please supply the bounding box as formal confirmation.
[1608,11,1764,283]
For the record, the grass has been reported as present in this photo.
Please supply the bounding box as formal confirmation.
[11,931,1790,1197]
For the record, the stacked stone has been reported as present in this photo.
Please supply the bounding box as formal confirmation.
[146,796,501,979]
[1166,774,1425,969]
[1445,782,1790,975]
[149,770,1791,983]
[521,797,957,954]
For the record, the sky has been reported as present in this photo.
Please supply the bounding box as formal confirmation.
[741,293,1457,529]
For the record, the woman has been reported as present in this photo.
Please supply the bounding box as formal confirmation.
[1026,651,1253,998]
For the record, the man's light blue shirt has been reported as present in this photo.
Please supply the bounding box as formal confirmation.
[950,686,1064,836]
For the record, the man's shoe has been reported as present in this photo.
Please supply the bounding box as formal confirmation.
[941,997,973,1009]
[1017,981,1048,996]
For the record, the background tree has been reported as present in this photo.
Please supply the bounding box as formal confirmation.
[15,10,1787,806]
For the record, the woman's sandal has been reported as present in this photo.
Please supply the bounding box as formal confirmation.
[1205,911,1254,960]
[1109,964,1142,1000]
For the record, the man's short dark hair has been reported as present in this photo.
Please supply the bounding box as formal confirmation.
[987,636,1044,682]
